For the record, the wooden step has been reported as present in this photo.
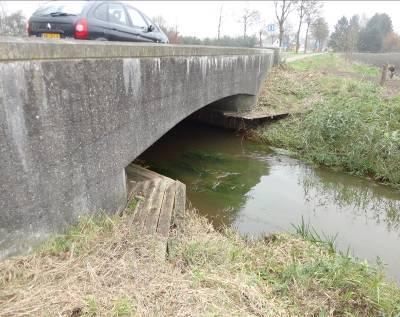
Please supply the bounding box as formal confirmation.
[157,182,177,236]
[125,164,187,259]
[126,164,170,181]
[172,181,186,229]
[132,179,159,230]
[143,179,168,234]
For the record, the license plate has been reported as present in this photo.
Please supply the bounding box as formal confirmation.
[41,33,60,39]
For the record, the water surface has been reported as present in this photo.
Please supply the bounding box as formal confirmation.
[139,121,400,282]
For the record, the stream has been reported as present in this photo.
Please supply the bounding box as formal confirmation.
[138,121,400,283]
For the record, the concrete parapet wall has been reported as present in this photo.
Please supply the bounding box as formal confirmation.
[0,37,273,61]
[261,46,281,66]
[0,38,273,257]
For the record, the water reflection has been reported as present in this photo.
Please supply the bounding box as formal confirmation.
[138,121,400,282]
[234,154,400,282]
[301,167,400,234]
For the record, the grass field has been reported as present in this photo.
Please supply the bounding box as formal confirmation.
[351,52,400,70]
[1,210,399,316]
[254,54,400,187]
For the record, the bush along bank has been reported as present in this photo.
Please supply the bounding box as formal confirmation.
[254,54,400,188]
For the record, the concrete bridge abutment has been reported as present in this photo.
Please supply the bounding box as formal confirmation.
[0,38,276,257]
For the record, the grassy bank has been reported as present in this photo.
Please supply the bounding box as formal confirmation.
[254,54,400,187]
[1,209,400,316]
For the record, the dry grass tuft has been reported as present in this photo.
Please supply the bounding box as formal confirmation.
[255,66,324,117]
[0,211,283,317]
[1,209,399,316]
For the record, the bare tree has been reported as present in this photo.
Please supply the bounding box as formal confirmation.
[311,17,329,51]
[283,20,296,49]
[346,15,360,57]
[0,2,5,16]
[0,1,26,37]
[217,5,223,40]
[274,0,295,47]
[258,27,266,47]
[295,0,306,53]
[303,1,321,53]
[151,15,180,44]
[359,13,368,28]
[152,15,168,33]
[169,23,180,44]
[240,6,260,39]
[265,26,279,45]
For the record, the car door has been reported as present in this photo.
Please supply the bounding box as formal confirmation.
[125,6,154,43]
[105,3,140,42]
[88,2,109,40]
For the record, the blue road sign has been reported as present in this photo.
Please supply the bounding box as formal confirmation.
[267,24,275,32]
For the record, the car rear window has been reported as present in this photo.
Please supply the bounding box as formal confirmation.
[33,1,87,16]
[94,3,108,21]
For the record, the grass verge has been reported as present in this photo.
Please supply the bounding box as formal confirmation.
[1,209,399,316]
[254,54,400,187]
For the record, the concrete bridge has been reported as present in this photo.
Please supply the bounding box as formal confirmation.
[0,38,276,257]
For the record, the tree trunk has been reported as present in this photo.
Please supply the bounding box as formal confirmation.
[217,6,222,40]
[304,22,310,53]
[295,21,302,53]
[279,22,284,47]
[243,18,247,39]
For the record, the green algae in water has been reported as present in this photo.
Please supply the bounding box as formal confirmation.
[136,121,400,282]
[145,149,268,225]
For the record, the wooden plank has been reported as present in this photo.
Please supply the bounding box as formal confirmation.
[124,180,146,217]
[157,181,177,237]
[132,179,150,199]
[126,179,137,197]
[172,181,186,229]
[134,165,164,179]
[128,164,173,182]
[132,179,159,230]
[125,165,149,182]
[126,164,164,181]
[223,110,291,120]
[143,180,168,234]
[127,180,142,201]
[125,180,148,223]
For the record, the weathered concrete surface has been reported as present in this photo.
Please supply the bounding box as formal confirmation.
[190,108,289,130]
[261,46,281,66]
[0,38,273,257]
[0,37,274,61]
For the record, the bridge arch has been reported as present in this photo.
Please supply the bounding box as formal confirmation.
[0,38,275,256]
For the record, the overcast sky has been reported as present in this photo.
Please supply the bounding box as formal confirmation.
[3,1,400,39]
